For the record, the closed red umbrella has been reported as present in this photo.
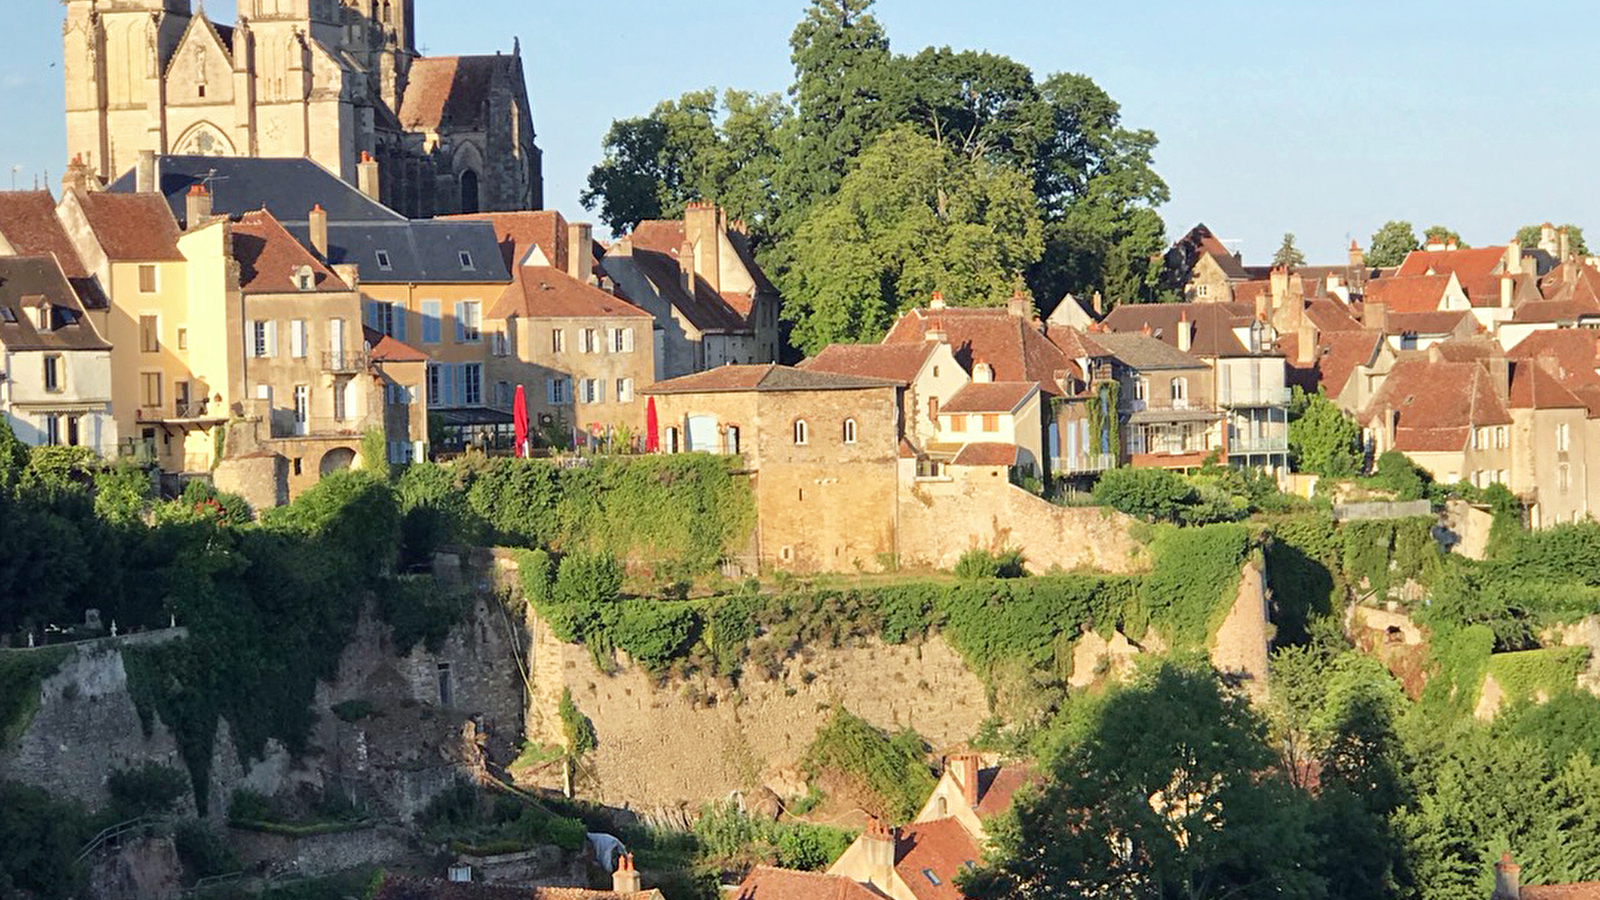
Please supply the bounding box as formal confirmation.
[644,395,660,453]
[512,384,528,457]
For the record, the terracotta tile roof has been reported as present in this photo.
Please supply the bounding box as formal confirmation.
[1385,309,1475,335]
[77,192,185,261]
[1100,302,1256,358]
[894,819,981,900]
[1308,330,1384,396]
[942,382,1036,414]
[1525,264,1600,322]
[1395,245,1508,279]
[974,763,1035,817]
[951,442,1020,467]
[643,363,897,395]
[1303,298,1364,332]
[1360,275,1451,314]
[444,210,567,274]
[398,55,519,131]
[373,875,660,900]
[0,191,89,278]
[1363,355,1511,452]
[363,325,428,363]
[0,256,110,351]
[1524,884,1600,900]
[1230,280,1270,307]
[734,866,887,900]
[627,248,751,333]
[800,343,936,386]
[230,210,348,294]
[1509,359,1588,410]
[630,218,777,296]
[492,265,652,320]
[1042,324,1100,360]
[882,307,1067,394]
[1508,329,1600,388]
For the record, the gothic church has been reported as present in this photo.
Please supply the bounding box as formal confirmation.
[63,0,542,217]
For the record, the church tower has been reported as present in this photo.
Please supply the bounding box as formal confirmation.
[63,0,193,182]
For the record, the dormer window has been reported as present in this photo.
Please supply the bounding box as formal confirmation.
[0,307,16,324]
[295,265,315,291]
[459,250,474,270]
[375,250,393,271]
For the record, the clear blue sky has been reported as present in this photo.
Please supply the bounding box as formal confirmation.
[5,1,1597,265]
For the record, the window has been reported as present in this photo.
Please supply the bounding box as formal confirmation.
[375,250,392,271]
[664,426,680,453]
[724,425,740,455]
[458,250,474,270]
[922,870,941,887]
[292,385,309,435]
[1495,426,1507,449]
[65,415,79,447]
[547,377,570,405]
[290,319,307,358]
[370,301,396,337]
[1474,427,1488,450]
[140,315,159,353]
[251,320,275,358]
[141,372,162,407]
[579,378,603,404]
[1559,464,1572,493]
[843,418,857,444]
[462,363,483,405]
[492,331,508,357]
[982,413,1000,432]
[420,300,441,343]
[581,328,598,354]
[332,383,346,422]
[1170,377,1187,402]
[42,355,61,392]
[793,419,809,445]
[138,265,157,293]
[928,396,940,422]
[1558,422,1571,453]
[1196,283,1210,298]
[495,381,512,407]
[612,327,634,353]
[455,301,481,342]
[295,266,313,291]
[426,364,441,407]
[552,328,566,353]
[0,307,14,323]
[1134,378,1148,401]
[936,797,948,817]
[44,415,59,446]
[616,378,634,403]
[949,414,967,433]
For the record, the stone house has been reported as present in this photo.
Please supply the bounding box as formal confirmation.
[799,338,968,453]
[0,256,116,454]
[364,326,429,465]
[604,203,781,379]
[62,0,542,217]
[642,364,901,573]
[1362,345,1515,489]
[932,381,1044,479]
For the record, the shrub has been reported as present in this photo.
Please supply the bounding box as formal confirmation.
[1092,467,1197,522]
[803,707,933,822]
[613,600,698,671]
[1372,450,1430,501]
[106,762,188,818]
[173,820,239,879]
[559,688,596,758]
[378,575,471,655]
[954,547,1028,579]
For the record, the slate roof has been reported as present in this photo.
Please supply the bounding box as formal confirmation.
[893,818,981,900]
[398,56,519,131]
[287,220,511,285]
[76,192,185,261]
[0,191,106,309]
[941,382,1036,414]
[231,210,348,294]
[734,866,886,900]
[444,210,570,274]
[1080,331,1208,371]
[107,154,404,226]
[643,363,897,395]
[0,256,109,351]
[882,307,1071,393]
[951,442,1020,467]
[363,325,429,363]
[799,343,937,386]
[493,265,651,320]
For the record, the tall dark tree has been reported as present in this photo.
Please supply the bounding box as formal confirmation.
[1273,232,1306,269]
[895,47,1048,168]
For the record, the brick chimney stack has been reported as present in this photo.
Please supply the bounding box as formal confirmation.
[62,154,91,196]
[954,754,981,809]
[929,291,947,311]
[1007,289,1032,320]
[684,201,722,293]
[1492,853,1522,900]
[925,317,948,344]
[1363,300,1388,334]
[568,222,594,284]
[862,817,898,890]
[185,184,212,230]
[304,207,327,261]
[1091,291,1104,317]
[613,852,642,894]
[1559,226,1571,262]
[358,151,380,201]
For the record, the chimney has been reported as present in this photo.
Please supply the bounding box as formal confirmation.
[1560,226,1571,261]
[1007,289,1032,320]
[1508,240,1524,276]
[62,154,91,195]
[678,240,695,293]
[1255,285,1270,324]
[1288,272,1306,301]
[136,150,156,194]
[925,317,948,344]
[954,754,980,809]
[1500,274,1514,309]
[358,151,380,201]
[684,201,722,292]
[185,184,212,230]
[308,204,328,258]
[1493,853,1522,900]
[861,818,898,890]
[1325,271,1342,291]
[568,222,594,283]
[929,291,947,311]
[1176,311,1192,352]
[1091,291,1104,317]
[1363,300,1388,334]
[1269,266,1288,311]
[1489,357,1510,403]
[1348,239,1364,271]
[1539,222,1558,256]
[612,852,642,895]
[612,234,633,257]
[334,262,359,290]
[973,359,994,383]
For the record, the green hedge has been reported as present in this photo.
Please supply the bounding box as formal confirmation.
[1486,647,1591,703]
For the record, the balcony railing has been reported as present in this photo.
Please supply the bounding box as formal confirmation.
[1229,436,1289,454]
[1217,386,1291,407]
[1054,454,1113,474]
[321,349,370,374]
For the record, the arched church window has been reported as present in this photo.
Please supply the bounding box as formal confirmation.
[459,169,480,214]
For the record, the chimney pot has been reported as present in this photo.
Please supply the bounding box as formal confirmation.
[1493,852,1522,900]
[185,183,212,230]
[612,852,642,895]
[309,204,329,259]
[929,291,947,311]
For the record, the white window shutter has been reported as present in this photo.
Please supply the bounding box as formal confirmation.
[622,327,635,352]
[266,320,278,357]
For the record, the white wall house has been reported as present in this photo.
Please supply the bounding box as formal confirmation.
[0,256,117,455]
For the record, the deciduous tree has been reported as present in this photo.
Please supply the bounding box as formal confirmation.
[1288,388,1363,478]
[1365,221,1419,268]
[1516,223,1589,257]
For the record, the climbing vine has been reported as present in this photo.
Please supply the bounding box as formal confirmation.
[1084,379,1121,463]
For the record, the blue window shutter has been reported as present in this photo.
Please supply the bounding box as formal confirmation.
[394,305,407,341]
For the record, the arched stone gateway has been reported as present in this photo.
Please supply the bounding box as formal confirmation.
[319,446,357,476]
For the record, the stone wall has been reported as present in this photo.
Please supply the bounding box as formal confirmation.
[230,823,412,879]
[1210,555,1272,699]
[898,476,1144,574]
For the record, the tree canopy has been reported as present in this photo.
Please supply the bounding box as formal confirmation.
[1288,388,1363,479]
[1423,225,1466,248]
[1516,223,1589,258]
[1365,221,1419,268]
[1273,232,1306,269]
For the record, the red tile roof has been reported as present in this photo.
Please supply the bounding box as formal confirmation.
[734,866,887,900]
[951,443,1020,467]
[0,191,90,278]
[941,382,1036,414]
[883,307,1068,393]
[445,210,568,274]
[974,764,1034,817]
[363,325,429,363]
[894,819,981,900]
[1364,355,1511,452]
[1361,275,1451,314]
[1509,359,1588,410]
[398,55,519,131]
[77,192,185,261]
[1524,883,1600,900]
[1303,298,1364,333]
[492,265,651,320]
[630,218,776,296]
[231,210,348,294]
[643,363,897,395]
[1396,245,1509,279]
[627,248,751,333]
[800,343,936,386]
[373,875,659,900]
[1385,309,1475,335]
[1100,302,1258,358]
[1307,330,1384,396]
